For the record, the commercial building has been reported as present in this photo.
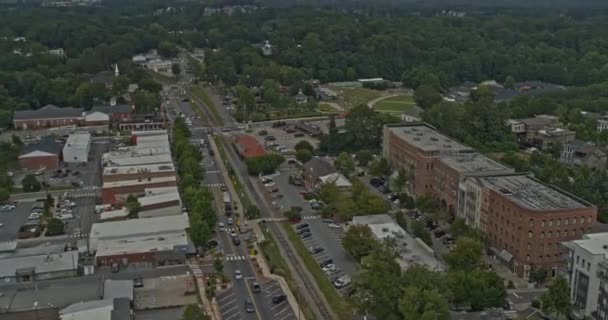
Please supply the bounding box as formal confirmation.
[352,214,443,270]
[59,298,131,320]
[13,105,84,130]
[563,232,608,320]
[18,136,61,170]
[84,111,110,126]
[91,104,133,123]
[102,153,172,167]
[101,176,177,204]
[95,231,192,267]
[460,173,596,278]
[102,163,176,182]
[89,214,190,252]
[235,134,266,159]
[62,132,91,163]
[302,157,337,189]
[0,251,78,285]
[560,139,607,171]
[383,123,598,278]
[138,191,182,218]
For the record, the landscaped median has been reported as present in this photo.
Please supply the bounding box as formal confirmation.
[189,85,224,126]
[282,222,353,320]
[212,136,250,207]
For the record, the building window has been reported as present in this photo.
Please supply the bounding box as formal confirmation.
[576,256,580,264]
[529,219,534,227]
[565,219,569,226]
[542,220,545,227]
[526,255,530,262]
[540,232,545,239]
[557,230,561,237]
[572,229,576,236]
[557,219,561,226]
[548,231,552,238]
[588,262,591,271]
[573,217,577,225]
[528,231,533,239]
[580,217,585,224]
[588,217,592,224]
[527,243,531,250]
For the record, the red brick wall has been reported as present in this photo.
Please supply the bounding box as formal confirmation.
[386,131,434,197]
[96,252,155,266]
[14,117,82,129]
[430,159,461,215]
[85,120,110,126]
[102,180,177,204]
[103,171,176,183]
[483,190,597,277]
[19,155,59,170]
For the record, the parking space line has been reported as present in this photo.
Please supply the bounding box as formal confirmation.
[279,313,295,320]
[274,305,290,316]
[221,301,239,314]
[266,287,281,297]
[224,313,242,320]
[271,301,285,311]
[217,292,235,304]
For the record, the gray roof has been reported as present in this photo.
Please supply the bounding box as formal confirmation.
[19,136,61,156]
[478,174,591,211]
[0,251,77,278]
[111,298,131,320]
[386,123,471,153]
[295,121,322,136]
[439,151,514,176]
[303,157,336,177]
[14,105,83,121]
[60,299,113,315]
[104,279,134,301]
[92,104,133,115]
[90,73,114,86]
[352,214,394,225]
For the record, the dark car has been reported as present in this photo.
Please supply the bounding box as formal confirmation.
[272,295,287,304]
[433,230,446,238]
[72,171,80,176]
[133,275,144,288]
[300,232,312,239]
[245,298,255,313]
[111,263,120,273]
[269,188,279,193]
[271,193,284,200]
[296,228,311,235]
[208,149,215,156]
[232,237,241,245]
[264,136,276,141]
[258,130,268,136]
[296,223,309,230]
[252,281,261,293]
[310,246,324,254]
[320,259,333,268]
[370,178,384,187]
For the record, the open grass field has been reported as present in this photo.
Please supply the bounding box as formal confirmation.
[373,95,416,112]
[328,86,384,109]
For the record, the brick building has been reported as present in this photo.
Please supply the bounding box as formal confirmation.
[13,105,83,130]
[383,123,598,279]
[101,176,177,205]
[461,173,596,278]
[18,136,61,170]
[235,134,266,159]
[91,104,133,124]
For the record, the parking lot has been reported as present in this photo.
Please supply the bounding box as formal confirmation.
[215,279,297,320]
[247,125,319,155]
[0,201,31,241]
[134,274,198,310]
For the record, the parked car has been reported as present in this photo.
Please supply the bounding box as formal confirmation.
[294,132,305,137]
[333,275,351,289]
[111,263,120,273]
[296,223,309,230]
[133,275,144,288]
[300,232,312,239]
[327,223,342,230]
[245,298,255,313]
[218,222,226,232]
[272,295,287,304]
[234,270,243,279]
[227,218,234,225]
[57,213,74,220]
[296,228,311,235]
[252,281,261,293]
[264,136,276,141]
[370,178,384,187]
[309,246,324,254]
[258,130,268,136]
[319,259,333,268]
[232,237,241,245]
[271,193,284,200]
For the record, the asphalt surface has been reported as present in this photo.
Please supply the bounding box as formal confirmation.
[164,77,296,320]
[0,202,32,242]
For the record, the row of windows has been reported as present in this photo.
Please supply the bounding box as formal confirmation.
[575,255,592,272]
[528,228,592,239]
[526,253,561,263]
[529,217,593,227]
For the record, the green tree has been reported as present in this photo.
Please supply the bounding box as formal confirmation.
[529,267,549,285]
[283,206,302,221]
[443,237,483,271]
[334,152,355,177]
[181,304,209,320]
[46,218,65,236]
[158,41,178,58]
[213,254,224,274]
[172,63,181,75]
[355,150,373,166]
[414,85,442,109]
[411,219,432,245]
[295,149,313,163]
[126,194,141,218]
[244,154,285,175]
[0,188,9,202]
[504,75,516,89]
[342,224,379,262]
[294,140,314,152]
[541,277,571,319]
[392,167,408,193]
[11,134,22,147]
[399,287,449,320]
[21,174,41,192]
[368,157,391,177]
[246,204,260,219]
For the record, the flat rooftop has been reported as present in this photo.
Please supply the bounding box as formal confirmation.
[96,231,190,257]
[103,163,175,176]
[102,175,176,189]
[65,132,91,148]
[132,130,168,137]
[352,214,444,270]
[136,134,170,149]
[90,214,189,240]
[563,232,608,256]
[103,153,173,167]
[0,251,78,278]
[387,124,471,153]
[145,186,179,196]
[139,191,181,207]
[439,152,514,175]
[479,174,591,211]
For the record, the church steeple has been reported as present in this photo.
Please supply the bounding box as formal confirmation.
[114,64,119,76]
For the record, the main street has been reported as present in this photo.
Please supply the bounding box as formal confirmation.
[163,74,297,320]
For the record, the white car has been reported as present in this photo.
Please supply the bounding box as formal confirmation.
[322,264,337,273]
[263,181,276,187]
[234,270,243,279]
[230,231,237,238]
[227,218,234,225]
[57,213,74,220]
[218,223,226,232]
[327,223,342,230]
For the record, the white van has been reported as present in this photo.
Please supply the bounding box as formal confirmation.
[333,275,351,289]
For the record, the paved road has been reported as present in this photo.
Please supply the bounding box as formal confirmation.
[166,80,295,320]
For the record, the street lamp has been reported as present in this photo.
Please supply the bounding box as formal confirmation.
[33,301,39,320]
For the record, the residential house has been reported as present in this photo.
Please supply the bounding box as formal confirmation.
[560,140,607,171]
[598,114,608,133]
[91,105,133,124]
[316,172,352,191]
[294,89,308,105]
[532,127,576,151]
[302,157,336,189]
[313,87,338,101]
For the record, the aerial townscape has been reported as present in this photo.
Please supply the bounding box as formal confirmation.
[3,1,608,320]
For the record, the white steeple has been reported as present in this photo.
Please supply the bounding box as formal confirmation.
[114,64,119,76]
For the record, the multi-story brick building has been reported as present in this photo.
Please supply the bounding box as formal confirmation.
[101,176,177,205]
[383,123,598,278]
[461,173,596,278]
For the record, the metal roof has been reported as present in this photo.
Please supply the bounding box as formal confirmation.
[19,136,61,157]
[14,105,83,120]
[0,251,77,278]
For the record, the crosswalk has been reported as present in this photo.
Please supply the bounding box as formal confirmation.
[205,170,220,174]
[71,192,99,199]
[224,255,246,261]
[302,215,320,221]
[203,183,224,187]
[82,186,99,190]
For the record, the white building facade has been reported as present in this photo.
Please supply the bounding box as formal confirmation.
[62,132,91,163]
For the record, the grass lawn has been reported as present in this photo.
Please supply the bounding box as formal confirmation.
[373,95,416,112]
[282,223,353,320]
[329,86,383,109]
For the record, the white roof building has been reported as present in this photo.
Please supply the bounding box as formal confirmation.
[96,231,190,259]
[63,132,91,163]
[103,153,172,167]
[85,111,110,123]
[318,173,352,189]
[0,251,78,281]
[352,214,444,271]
